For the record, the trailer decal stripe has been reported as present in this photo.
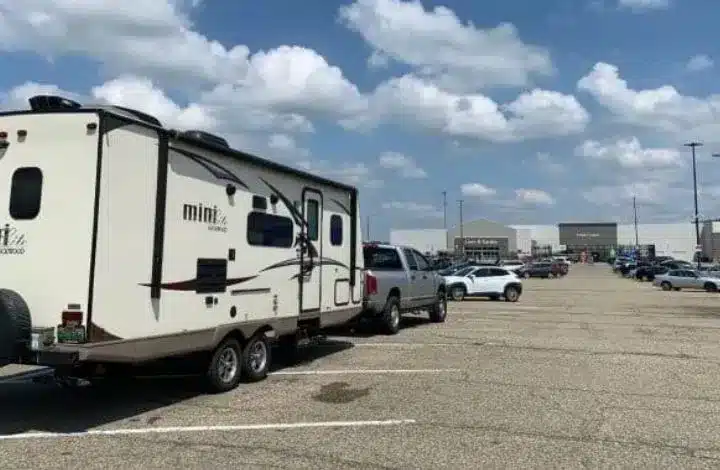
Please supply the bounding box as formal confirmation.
[172,147,249,190]
[261,257,349,272]
[139,275,257,291]
[331,198,351,215]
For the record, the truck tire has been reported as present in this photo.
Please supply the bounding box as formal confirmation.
[206,337,243,393]
[379,296,401,335]
[241,333,271,382]
[428,290,447,323]
[0,289,31,364]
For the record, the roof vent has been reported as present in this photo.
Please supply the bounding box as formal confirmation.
[28,95,82,112]
[181,130,229,148]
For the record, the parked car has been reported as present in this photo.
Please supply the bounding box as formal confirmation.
[362,243,447,334]
[634,264,668,281]
[517,262,561,278]
[653,269,720,292]
[499,260,526,272]
[444,266,523,302]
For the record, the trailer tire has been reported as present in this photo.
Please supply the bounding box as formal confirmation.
[0,289,31,364]
[205,337,243,393]
[241,333,271,382]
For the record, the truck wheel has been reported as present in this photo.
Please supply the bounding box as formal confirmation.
[380,296,401,335]
[206,337,243,393]
[242,333,271,382]
[450,286,465,301]
[0,289,31,364]
[660,281,672,291]
[504,285,520,303]
[428,290,447,323]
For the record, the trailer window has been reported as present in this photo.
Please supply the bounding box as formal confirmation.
[247,212,294,248]
[9,167,43,220]
[306,199,319,241]
[330,214,342,246]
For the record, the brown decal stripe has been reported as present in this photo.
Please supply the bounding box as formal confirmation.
[140,275,257,291]
[88,322,123,342]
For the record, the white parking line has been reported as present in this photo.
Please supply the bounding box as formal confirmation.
[0,419,417,441]
[270,368,462,376]
[351,342,461,348]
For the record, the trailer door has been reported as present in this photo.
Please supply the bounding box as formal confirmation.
[301,189,323,313]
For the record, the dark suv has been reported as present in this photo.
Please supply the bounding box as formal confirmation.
[517,262,563,278]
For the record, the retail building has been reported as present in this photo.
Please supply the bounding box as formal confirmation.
[390,219,714,262]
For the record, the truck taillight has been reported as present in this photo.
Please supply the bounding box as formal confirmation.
[365,272,378,296]
[62,310,83,326]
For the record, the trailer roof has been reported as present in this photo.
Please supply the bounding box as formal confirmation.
[0,107,358,194]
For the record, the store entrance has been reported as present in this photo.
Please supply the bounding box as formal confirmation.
[466,247,500,262]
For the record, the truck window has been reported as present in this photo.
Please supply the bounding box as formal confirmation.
[330,214,342,246]
[403,248,418,270]
[247,212,294,248]
[363,246,402,270]
[306,199,319,241]
[9,167,43,220]
[412,250,430,270]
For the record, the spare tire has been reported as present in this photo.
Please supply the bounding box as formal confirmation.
[0,289,31,364]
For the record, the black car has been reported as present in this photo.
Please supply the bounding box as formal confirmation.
[635,264,668,281]
[517,262,554,278]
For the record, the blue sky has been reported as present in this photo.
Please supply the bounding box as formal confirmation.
[2,0,720,239]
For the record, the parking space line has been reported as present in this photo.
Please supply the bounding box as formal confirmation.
[269,368,462,376]
[0,419,417,441]
[351,342,461,347]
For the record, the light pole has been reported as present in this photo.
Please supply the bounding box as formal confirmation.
[458,199,464,258]
[684,142,703,259]
[633,195,639,248]
[442,191,447,231]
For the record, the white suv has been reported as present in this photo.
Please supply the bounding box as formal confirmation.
[444,266,523,302]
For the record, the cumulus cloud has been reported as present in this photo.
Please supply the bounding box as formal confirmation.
[578,62,720,143]
[575,137,683,169]
[378,151,427,179]
[347,74,589,142]
[339,0,553,92]
[461,183,496,197]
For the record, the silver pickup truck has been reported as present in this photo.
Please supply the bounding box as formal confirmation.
[362,242,447,334]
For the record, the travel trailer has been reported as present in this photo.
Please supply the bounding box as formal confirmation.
[0,95,364,392]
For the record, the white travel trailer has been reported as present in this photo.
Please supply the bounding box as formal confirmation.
[0,95,364,392]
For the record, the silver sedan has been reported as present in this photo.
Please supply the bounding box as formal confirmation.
[653,269,720,292]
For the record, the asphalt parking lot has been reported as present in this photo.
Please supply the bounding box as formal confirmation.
[3,264,720,468]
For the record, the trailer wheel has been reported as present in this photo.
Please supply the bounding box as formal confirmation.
[241,333,271,382]
[428,290,447,323]
[206,337,243,393]
[0,289,31,364]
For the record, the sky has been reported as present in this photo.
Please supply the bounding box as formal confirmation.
[2,0,720,239]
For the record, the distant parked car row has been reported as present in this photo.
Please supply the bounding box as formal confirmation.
[613,255,720,293]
